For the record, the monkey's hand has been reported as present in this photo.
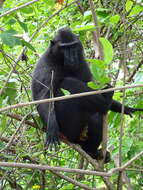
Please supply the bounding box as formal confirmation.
[124,107,143,117]
[45,112,60,151]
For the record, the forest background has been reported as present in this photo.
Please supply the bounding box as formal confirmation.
[0,0,143,189]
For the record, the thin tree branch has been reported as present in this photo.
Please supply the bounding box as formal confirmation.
[0,162,111,176]
[0,0,39,18]
[0,113,31,153]
[6,113,36,127]
[51,170,98,190]
[127,59,143,82]
[1,83,143,113]
[117,2,127,189]
[0,149,142,177]
[88,0,103,59]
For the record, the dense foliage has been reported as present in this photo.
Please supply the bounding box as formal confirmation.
[0,0,143,189]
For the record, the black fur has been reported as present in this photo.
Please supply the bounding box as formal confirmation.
[31,28,143,162]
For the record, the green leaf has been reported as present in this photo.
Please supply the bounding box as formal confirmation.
[4,82,17,102]
[125,0,133,12]
[88,59,110,85]
[61,88,71,95]
[18,20,28,32]
[99,37,114,64]
[21,7,34,15]
[73,24,95,32]
[6,18,16,25]
[0,30,21,47]
[61,184,74,190]
[0,115,7,131]
[110,15,120,24]
[88,81,100,89]
[96,8,110,18]
[87,58,105,65]
[21,40,36,51]
[4,29,17,35]
[122,136,133,154]
[129,5,143,16]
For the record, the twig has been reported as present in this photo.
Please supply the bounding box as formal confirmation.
[76,0,84,15]
[67,142,114,190]
[0,48,26,96]
[88,0,103,59]
[6,113,36,127]
[105,0,122,39]
[0,135,16,145]
[0,150,142,178]
[120,150,143,170]
[51,170,97,190]
[109,150,143,175]
[29,0,78,40]
[76,157,85,180]
[0,162,111,176]
[64,141,99,169]
[0,0,39,18]
[1,83,143,113]
[127,59,143,82]
[113,154,133,190]
[100,114,108,166]
[117,2,127,189]
[88,2,112,189]
[41,170,46,190]
[88,0,109,171]
[0,113,31,153]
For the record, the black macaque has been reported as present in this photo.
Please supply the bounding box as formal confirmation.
[31,28,143,163]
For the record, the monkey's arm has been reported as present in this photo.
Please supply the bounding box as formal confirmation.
[110,100,143,117]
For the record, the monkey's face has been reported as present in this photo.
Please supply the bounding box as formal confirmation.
[61,44,80,70]
[50,29,83,70]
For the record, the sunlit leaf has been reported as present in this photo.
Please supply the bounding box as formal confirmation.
[21,7,34,15]
[99,37,114,65]
[129,5,143,16]
[125,0,133,12]
[87,59,110,85]
[61,88,70,95]
[73,24,95,32]
[87,81,99,89]
[110,14,120,24]
[96,8,110,18]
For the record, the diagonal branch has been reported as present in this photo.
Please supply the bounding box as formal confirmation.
[0,0,39,18]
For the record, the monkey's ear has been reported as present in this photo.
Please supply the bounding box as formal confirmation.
[50,40,55,45]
